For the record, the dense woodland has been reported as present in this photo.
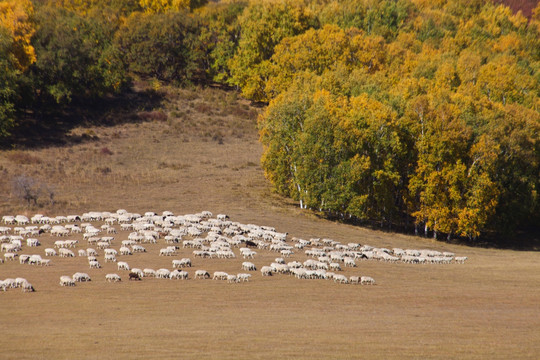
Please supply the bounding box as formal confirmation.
[1,0,539,242]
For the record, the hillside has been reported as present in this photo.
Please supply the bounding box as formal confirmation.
[0,86,539,359]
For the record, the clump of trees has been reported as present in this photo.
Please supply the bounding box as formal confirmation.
[1,0,538,241]
[257,1,540,240]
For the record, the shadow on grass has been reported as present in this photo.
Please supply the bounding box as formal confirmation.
[315,209,540,251]
[5,86,165,150]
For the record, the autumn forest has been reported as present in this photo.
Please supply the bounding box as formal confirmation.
[1,0,539,243]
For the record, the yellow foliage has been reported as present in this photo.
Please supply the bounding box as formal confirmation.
[139,0,189,13]
[0,0,35,70]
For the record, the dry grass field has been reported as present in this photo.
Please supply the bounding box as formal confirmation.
[0,86,539,359]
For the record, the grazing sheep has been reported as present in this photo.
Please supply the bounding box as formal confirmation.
[260,266,273,276]
[89,260,101,269]
[104,248,118,256]
[104,254,116,263]
[132,245,146,253]
[59,276,75,287]
[156,269,171,279]
[344,258,356,267]
[212,271,228,280]
[195,270,210,279]
[330,262,342,271]
[349,276,360,284]
[117,261,130,271]
[119,246,132,255]
[227,274,238,283]
[26,238,40,247]
[29,254,42,265]
[455,256,468,264]
[40,259,51,266]
[333,274,349,284]
[170,270,189,280]
[73,272,91,282]
[21,281,35,292]
[242,262,256,271]
[143,268,156,277]
[237,273,252,282]
[106,273,122,282]
[361,276,375,285]
[4,252,18,261]
[129,272,142,281]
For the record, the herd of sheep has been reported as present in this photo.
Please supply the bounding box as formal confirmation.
[0,210,467,292]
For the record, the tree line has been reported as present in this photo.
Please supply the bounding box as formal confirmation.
[1,0,539,241]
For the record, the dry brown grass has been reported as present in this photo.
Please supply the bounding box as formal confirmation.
[0,86,539,359]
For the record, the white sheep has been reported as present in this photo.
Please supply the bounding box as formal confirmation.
[333,274,349,284]
[104,254,117,263]
[105,273,122,282]
[89,260,101,269]
[195,270,210,279]
[212,271,228,280]
[4,252,17,261]
[59,275,75,286]
[361,276,375,285]
[344,258,356,267]
[237,273,252,282]
[21,280,35,292]
[143,268,156,277]
[260,266,273,276]
[73,272,91,282]
[119,246,132,255]
[170,269,188,280]
[29,254,42,265]
[227,274,238,283]
[104,248,118,256]
[242,261,256,271]
[455,256,468,264]
[26,238,40,247]
[117,261,130,271]
[132,245,146,253]
[60,248,76,258]
[156,269,171,279]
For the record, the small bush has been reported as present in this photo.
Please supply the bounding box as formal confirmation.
[11,175,54,206]
[138,110,168,122]
[100,147,114,156]
[6,151,42,165]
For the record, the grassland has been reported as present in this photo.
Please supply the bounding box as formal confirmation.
[0,86,539,359]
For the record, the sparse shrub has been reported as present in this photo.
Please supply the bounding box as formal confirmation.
[138,110,168,122]
[96,167,111,175]
[11,175,45,206]
[194,103,213,115]
[100,147,114,156]
[6,151,42,165]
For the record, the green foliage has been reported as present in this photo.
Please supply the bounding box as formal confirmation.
[259,0,540,241]
[0,0,537,242]
[0,0,35,138]
[114,11,201,82]
[27,4,128,104]
[228,0,318,101]
[197,0,247,83]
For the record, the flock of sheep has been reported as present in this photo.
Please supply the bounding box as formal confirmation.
[0,210,467,292]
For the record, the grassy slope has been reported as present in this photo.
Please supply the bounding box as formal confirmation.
[0,86,539,359]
